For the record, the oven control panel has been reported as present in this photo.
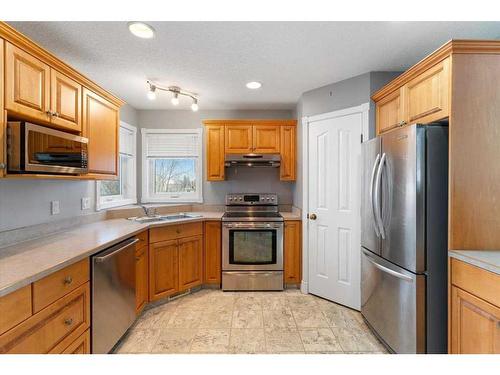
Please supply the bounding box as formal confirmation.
[226,193,278,205]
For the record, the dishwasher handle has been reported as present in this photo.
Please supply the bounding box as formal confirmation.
[94,238,139,263]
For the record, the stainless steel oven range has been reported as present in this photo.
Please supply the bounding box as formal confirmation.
[222,193,284,291]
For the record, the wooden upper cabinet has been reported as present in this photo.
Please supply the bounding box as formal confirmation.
[204,221,221,285]
[284,221,302,284]
[225,124,253,153]
[50,69,82,132]
[82,88,118,176]
[404,57,450,125]
[450,285,500,354]
[149,240,179,301]
[376,88,403,134]
[253,124,280,154]
[280,125,296,181]
[205,124,225,181]
[178,235,203,291]
[0,39,5,177]
[5,42,50,123]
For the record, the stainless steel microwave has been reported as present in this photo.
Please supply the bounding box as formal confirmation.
[7,121,88,174]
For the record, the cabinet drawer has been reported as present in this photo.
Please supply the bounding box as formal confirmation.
[0,283,90,354]
[451,258,500,307]
[62,329,90,354]
[0,285,32,335]
[136,230,149,250]
[150,222,203,243]
[32,258,89,313]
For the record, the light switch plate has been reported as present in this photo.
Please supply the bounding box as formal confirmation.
[81,197,91,210]
[51,200,60,215]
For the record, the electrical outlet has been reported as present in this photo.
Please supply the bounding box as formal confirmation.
[81,197,91,210]
[51,200,60,215]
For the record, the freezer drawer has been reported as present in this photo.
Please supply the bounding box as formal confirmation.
[361,248,425,353]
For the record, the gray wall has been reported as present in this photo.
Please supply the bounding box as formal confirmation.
[0,105,140,232]
[137,109,294,205]
[292,71,401,209]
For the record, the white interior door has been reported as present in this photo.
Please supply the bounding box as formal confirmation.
[307,111,362,310]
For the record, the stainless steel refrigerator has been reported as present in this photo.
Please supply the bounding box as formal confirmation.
[361,123,448,354]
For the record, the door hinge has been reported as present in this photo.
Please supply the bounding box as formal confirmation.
[360,134,364,143]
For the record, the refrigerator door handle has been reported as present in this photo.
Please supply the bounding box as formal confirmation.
[362,249,413,282]
[374,153,386,239]
[369,153,381,237]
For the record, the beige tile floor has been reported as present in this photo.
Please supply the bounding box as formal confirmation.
[113,289,388,354]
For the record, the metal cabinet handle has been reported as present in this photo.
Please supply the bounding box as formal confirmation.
[176,229,181,234]
[398,120,407,127]
[45,110,52,116]
[64,318,73,326]
[53,112,60,117]
[309,213,317,220]
[63,276,73,285]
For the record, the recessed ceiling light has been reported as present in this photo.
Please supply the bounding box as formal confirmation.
[128,22,155,39]
[246,81,262,89]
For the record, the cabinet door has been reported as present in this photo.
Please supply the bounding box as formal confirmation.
[253,124,280,154]
[280,125,296,181]
[5,42,51,123]
[404,57,450,124]
[450,285,500,354]
[178,235,203,291]
[205,124,225,181]
[135,245,149,314]
[50,69,82,132]
[82,88,118,176]
[149,240,178,301]
[1,39,5,177]
[376,88,403,134]
[225,125,253,153]
[284,221,302,284]
[62,329,90,354]
[204,221,221,285]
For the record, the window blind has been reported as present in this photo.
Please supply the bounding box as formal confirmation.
[144,132,200,158]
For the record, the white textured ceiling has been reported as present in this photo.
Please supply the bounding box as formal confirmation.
[8,21,500,110]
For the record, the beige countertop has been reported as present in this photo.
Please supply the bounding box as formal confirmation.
[449,250,500,275]
[0,212,223,297]
[281,211,302,220]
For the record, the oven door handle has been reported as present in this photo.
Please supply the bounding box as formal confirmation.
[223,223,282,229]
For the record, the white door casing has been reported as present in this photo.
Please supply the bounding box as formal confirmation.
[302,103,369,310]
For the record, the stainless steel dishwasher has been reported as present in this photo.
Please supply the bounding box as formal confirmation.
[91,237,138,354]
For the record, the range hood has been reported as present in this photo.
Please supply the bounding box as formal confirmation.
[225,154,281,168]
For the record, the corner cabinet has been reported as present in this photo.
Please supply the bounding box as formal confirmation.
[203,119,297,181]
[0,22,124,180]
[82,88,119,177]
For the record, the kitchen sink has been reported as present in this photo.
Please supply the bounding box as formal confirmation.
[128,213,203,223]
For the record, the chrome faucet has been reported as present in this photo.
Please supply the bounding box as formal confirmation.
[140,205,156,217]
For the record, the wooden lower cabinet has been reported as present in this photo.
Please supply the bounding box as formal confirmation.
[62,329,90,354]
[450,285,500,354]
[449,258,500,354]
[0,284,32,336]
[0,283,90,354]
[149,239,179,301]
[178,235,203,291]
[135,244,149,313]
[284,220,302,285]
[204,221,222,285]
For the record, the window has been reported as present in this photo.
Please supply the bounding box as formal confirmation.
[96,122,137,210]
[141,128,203,203]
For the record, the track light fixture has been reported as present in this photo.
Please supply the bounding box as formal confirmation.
[146,81,199,111]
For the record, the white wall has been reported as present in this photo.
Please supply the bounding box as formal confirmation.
[137,109,295,205]
[0,104,140,232]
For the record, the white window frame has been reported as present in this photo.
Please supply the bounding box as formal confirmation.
[96,121,137,210]
[141,128,203,204]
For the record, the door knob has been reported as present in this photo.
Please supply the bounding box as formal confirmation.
[309,213,317,220]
